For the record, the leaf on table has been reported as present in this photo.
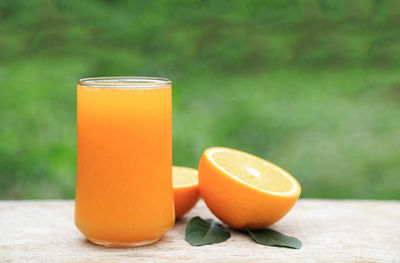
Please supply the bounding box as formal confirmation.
[245,228,302,249]
[185,216,231,246]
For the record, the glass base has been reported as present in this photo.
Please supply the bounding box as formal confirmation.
[88,237,161,247]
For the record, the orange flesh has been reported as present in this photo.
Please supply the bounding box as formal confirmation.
[173,166,198,186]
[75,84,174,244]
[211,150,294,193]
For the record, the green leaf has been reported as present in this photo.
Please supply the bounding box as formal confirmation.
[185,216,231,246]
[245,228,302,249]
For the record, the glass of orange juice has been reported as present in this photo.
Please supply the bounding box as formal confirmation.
[75,77,174,247]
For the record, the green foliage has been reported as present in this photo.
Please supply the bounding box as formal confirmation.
[0,0,399,199]
[1,0,400,72]
[185,217,230,246]
[246,228,302,249]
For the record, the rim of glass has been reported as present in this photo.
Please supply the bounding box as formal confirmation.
[78,77,171,88]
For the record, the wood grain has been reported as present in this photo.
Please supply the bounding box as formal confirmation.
[0,199,399,262]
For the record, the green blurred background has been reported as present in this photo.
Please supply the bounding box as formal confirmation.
[0,0,399,199]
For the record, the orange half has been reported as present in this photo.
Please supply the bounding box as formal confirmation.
[173,166,200,219]
[198,147,301,229]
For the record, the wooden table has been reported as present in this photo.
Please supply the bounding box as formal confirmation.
[0,199,399,262]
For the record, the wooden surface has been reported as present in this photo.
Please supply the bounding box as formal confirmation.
[0,199,399,263]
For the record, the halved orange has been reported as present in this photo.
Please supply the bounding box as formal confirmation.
[173,166,200,219]
[198,147,301,229]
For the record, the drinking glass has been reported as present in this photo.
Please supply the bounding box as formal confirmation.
[75,77,174,247]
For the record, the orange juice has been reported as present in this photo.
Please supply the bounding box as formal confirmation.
[75,77,174,247]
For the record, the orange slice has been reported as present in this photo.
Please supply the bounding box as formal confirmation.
[173,166,200,219]
[198,147,301,229]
